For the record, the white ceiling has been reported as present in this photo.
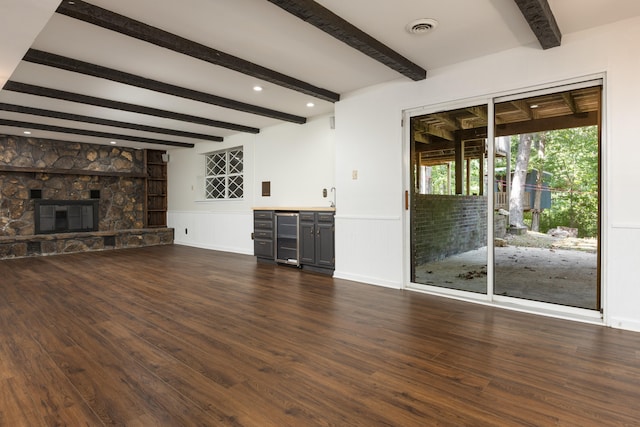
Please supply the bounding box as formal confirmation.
[1,0,639,150]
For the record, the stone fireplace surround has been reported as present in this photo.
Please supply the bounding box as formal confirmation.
[0,135,173,259]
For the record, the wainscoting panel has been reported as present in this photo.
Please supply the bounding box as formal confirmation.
[607,224,640,332]
[168,210,253,255]
[333,214,404,289]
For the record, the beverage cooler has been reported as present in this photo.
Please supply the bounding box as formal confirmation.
[275,212,299,266]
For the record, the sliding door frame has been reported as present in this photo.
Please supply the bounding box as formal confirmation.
[402,75,606,324]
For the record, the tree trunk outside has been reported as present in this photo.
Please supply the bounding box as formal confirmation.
[509,134,532,228]
[531,175,543,231]
[531,133,546,232]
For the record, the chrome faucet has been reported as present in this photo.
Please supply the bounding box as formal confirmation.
[330,187,336,208]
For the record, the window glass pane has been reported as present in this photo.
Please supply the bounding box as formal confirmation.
[229,150,243,174]
[228,176,243,199]
[493,86,601,309]
[205,156,214,177]
[410,104,488,294]
[205,177,226,199]
[207,152,226,176]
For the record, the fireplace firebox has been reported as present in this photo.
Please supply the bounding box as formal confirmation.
[34,200,99,234]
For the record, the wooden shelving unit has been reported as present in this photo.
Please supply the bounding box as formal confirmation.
[145,149,168,228]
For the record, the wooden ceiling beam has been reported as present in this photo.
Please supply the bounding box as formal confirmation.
[265,0,426,81]
[510,99,534,119]
[431,113,460,130]
[445,111,598,140]
[426,125,454,141]
[465,106,489,124]
[3,81,260,134]
[55,0,340,103]
[421,139,484,151]
[0,102,223,142]
[466,106,506,125]
[0,118,195,148]
[414,123,455,141]
[513,0,562,49]
[456,127,487,141]
[561,92,578,114]
[23,49,306,125]
[496,111,598,136]
[413,133,431,144]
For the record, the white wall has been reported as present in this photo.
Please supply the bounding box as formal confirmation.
[167,114,335,254]
[333,17,640,331]
[167,17,640,332]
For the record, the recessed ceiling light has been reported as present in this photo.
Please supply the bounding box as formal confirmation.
[253,85,263,92]
[109,141,117,145]
[306,102,315,108]
[23,131,31,135]
[406,18,439,35]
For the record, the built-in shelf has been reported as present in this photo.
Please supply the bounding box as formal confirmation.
[145,150,168,228]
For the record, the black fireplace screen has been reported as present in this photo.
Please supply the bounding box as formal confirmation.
[34,200,99,234]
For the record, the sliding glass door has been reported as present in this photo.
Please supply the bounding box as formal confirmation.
[410,104,489,294]
[408,81,602,312]
[493,85,601,309]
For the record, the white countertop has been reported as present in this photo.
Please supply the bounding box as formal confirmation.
[252,206,336,212]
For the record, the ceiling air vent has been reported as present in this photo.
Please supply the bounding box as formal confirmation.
[406,18,439,35]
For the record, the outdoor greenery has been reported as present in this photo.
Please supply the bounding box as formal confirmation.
[511,126,599,237]
[424,163,453,195]
[421,159,481,195]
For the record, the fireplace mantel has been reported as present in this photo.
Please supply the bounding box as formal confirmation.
[0,164,146,178]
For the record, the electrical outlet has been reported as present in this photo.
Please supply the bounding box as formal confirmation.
[323,188,327,197]
[185,228,188,235]
[352,170,358,180]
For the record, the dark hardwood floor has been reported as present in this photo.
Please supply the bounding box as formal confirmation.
[1,245,639,426]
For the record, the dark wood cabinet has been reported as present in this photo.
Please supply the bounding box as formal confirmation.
[316,212,335,268]
[253,210,274,260]
[299,212,315,264]
[299,211,335,273]
[145,150,167,228]
[254,209,334,274]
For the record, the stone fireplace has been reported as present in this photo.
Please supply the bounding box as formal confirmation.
[0,135,173,258]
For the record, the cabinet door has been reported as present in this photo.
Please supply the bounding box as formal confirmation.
[316,222,335,268]
[254,239,274,258]
[253,210,274,259]
[299,221,316,264]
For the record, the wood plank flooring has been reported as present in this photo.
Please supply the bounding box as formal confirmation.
[1,245,639,426]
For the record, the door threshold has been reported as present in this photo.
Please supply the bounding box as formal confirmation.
[407,284,603,325]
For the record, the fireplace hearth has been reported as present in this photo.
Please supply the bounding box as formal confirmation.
[34,200,99,234]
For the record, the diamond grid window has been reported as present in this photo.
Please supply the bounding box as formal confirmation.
[204,147,244,200]
[206,153,226,176]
